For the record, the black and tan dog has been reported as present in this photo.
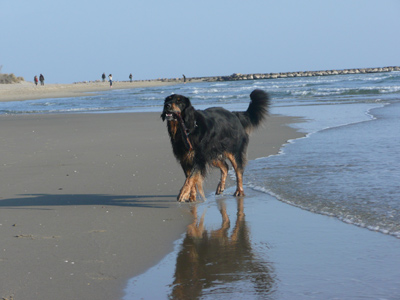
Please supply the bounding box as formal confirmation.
[161,89,269,202]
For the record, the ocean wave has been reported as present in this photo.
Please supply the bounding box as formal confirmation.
[289,86,400,98]
[245,101,400,239]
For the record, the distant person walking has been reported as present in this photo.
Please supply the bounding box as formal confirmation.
[129,73,133,82]
[34,75,38,86]
[108,74,113,87]
[39,74,45,86]
[102,73,106,82]
[182,74,186,83]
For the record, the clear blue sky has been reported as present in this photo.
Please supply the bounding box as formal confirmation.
[1,0,399,83]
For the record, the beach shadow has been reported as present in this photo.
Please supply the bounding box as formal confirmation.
[169,197,275,299]
[0,194,178,209]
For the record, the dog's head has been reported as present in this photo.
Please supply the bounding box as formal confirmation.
[161,94,192,121]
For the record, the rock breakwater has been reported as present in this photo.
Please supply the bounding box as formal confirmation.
[75,66,400,85]
[157,66,400,83]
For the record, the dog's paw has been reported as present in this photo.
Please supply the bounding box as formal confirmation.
[177,190,193,202]
[233,189,245,197]
[177,196,197,202]
[177,195,188,202]
[215,182,225,195]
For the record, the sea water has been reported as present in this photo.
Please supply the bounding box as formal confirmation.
[2,71,399,238]
[248,102,400,237]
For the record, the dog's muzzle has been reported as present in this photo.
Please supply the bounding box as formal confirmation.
[165,113,176,121]
[164,111,180,121]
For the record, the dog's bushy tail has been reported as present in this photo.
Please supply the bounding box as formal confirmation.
[234,89,270,132]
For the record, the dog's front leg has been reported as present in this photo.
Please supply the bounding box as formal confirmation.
[178,171,202,202]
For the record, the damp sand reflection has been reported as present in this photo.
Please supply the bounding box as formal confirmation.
[124,197,276,299]
[169,197,275,299]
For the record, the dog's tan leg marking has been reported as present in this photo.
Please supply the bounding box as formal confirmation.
[178,171,202,202]
[189,187,197,202]
[178,178,193,202]
[212,160,229,195]
[195,177,205,201]
[189,175,198,202]
[225,153,245,197]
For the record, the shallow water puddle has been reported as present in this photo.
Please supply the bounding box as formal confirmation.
[124,189,276,299]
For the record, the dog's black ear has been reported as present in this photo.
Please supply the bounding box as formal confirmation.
[182,97,196,124]
[161,112,166,121]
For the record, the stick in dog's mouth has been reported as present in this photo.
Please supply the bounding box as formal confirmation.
[175,113,193,151]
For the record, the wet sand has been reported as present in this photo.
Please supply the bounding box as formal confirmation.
[0,110,303,299]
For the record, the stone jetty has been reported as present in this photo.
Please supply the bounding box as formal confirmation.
[155,66,400,83]
[78,66,399,85]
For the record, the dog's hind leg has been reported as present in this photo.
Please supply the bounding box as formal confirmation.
[212,159,229,195]
[225,153,245,197]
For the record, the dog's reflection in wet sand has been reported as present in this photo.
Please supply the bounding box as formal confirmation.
[170,198,275,299]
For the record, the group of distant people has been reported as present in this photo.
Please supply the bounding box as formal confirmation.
[32,73,185,86]
[102,73,134,87]
[34,74,45,86]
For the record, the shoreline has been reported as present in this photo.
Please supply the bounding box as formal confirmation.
[1,66,399,103]
[0,112,304,299]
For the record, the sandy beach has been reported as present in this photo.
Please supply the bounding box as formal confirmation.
[0,80,182,102]
[0,97,303,299]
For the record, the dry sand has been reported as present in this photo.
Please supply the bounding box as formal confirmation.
[0,80,180,102]
[0,108,303,299]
